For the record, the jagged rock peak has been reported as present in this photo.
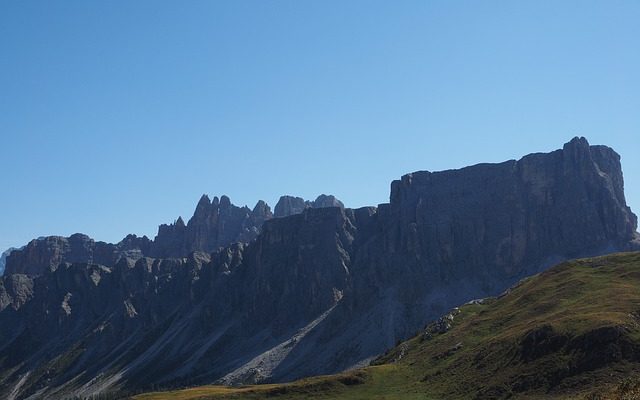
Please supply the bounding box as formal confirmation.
[197,194,212,207]
[195,194,212,216]
[220,195,232,208]
[563,135,590,150]
[150,194,276,258]
[252,200,272,218]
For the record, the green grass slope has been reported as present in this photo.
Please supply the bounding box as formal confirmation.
[133,252,640,400]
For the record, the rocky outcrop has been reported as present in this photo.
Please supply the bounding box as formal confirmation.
[0,248,16,276]
[0,138,637,399]
[274,194,344,217]
[312,194,344,209]
[150,195,273,258]
[0,273,34,311]
[274,195,309,217]
[4,234,151,276]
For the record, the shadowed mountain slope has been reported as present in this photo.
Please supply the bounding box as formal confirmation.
[135,251,640,400]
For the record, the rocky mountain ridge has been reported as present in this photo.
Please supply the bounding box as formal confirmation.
[0,137,638,399]
[4,194,343,277]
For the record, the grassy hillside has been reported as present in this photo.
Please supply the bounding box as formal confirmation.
[133,252,640,400]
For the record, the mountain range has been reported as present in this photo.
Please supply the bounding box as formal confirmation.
[0,137,638,399]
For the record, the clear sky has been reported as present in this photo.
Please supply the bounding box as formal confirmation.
[1,1,639,249]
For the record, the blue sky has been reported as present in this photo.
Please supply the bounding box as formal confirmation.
[1,1,639,249]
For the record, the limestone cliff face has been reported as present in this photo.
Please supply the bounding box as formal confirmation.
[383,137,637,284]
[0,248,15,276]
[273,195,309,217]
[241,207,353,328]
[6,193,346,276]
[4,233,151,276]
[150,195,273,258]
[274,194,345,217]
[0,138,637,399]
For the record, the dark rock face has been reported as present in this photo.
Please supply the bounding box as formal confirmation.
[0,273,34,311]
[0,207,354,399]
[4,196,274,277]
[244,207,353,329]
[0,138,637,399]
[6,193,346,277]
[312,194,344,209]
[274,195,309,217]
[383,137,637,285]
[0,248,16,276]
[274,194,345,217]
[150,195,273,258]
[4,234,151,276]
